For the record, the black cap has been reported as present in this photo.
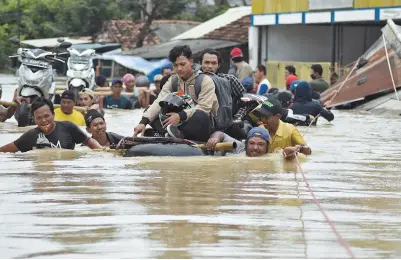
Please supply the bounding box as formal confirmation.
[254,98,282,117]
[85,109,104,128]
[61,90,76,101]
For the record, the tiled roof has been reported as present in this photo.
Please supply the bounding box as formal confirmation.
[96,20,200,50]
[203,15,250,43]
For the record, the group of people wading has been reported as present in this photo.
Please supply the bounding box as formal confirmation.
[1,44,337,159]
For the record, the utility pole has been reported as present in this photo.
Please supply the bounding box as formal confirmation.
[17,0,21,41]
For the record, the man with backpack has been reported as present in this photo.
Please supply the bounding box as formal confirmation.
[133,45,231,142]
[199,48,245,114]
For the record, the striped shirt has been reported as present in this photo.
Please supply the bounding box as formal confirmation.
[218,73,246,98]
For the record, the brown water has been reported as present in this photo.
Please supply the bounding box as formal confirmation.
[1,76,401,258]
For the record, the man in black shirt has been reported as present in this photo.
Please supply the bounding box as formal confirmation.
[85,109,124,147]
[0,98,102,153]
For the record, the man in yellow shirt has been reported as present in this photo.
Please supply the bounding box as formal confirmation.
[253,98,311,159]
[54,90,85,126]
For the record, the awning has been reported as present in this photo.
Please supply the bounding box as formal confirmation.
[71,43,121,53]
[94,55,154,75]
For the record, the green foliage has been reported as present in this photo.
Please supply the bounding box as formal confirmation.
[0,0,233,71]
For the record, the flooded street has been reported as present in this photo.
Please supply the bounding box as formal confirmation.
[1,75,401,258]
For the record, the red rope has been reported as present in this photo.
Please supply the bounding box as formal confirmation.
[295,156,356,258]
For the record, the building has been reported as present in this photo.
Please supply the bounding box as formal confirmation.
[96,20,201,50]
[125,6,252,73]
[249,0,401,88]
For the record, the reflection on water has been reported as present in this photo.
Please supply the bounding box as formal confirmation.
[1,77,401,258]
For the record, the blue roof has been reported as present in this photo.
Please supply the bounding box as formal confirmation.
[93,54,172,82]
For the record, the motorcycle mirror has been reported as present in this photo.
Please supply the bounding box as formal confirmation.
[57,37,65,43]
[59,41,72,48]
[9,37,20,45]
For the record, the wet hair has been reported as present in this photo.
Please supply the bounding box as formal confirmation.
[31,98,54,115]
[199,48,223,66]
[311,64,323,76]
[256,65,266,75]
[169,45,192,63]
[285,65,297,76]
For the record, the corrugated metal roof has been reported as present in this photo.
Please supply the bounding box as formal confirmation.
[171,6,251,41]
[123,39,242,59]
[72,43,121,50]
[21,37,92,48]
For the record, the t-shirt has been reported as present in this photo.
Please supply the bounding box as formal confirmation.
[256,78,271,95]
[103,96,133,109]
[54,108,85,126]
[268,120,307,153]
[106,132,124,146]
[14,121,89,152]
[309,78,329,93]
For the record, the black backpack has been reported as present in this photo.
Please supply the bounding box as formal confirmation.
[172,72,233,130]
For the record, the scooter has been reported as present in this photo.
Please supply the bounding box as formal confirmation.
[66,47,96,100]
[8,37,71,127]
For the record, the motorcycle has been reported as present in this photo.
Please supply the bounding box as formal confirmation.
[66,47,96,101]
[226,93,268,140]
[8,37,71,127]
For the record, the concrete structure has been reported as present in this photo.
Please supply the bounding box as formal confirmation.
[249,0,401,69]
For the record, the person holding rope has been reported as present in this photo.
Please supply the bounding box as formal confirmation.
[252,98,311,159]
[291,81,334,126]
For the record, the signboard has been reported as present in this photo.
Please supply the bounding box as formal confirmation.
[309,0,353,11]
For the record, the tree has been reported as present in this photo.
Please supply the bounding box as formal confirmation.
[117,0,192,48]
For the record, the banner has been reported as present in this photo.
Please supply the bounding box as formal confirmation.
[309,0,353,11]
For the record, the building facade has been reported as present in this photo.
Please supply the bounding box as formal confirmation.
[249,0,401,87]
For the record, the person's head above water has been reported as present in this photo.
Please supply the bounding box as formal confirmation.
[245,127,270,157]
[31,98,55,134]
[85,109,106,138]
[122,73,135,91]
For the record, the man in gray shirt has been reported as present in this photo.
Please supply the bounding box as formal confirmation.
[309,64,329,93]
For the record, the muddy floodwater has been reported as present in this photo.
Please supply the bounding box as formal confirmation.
[1,75,401,258]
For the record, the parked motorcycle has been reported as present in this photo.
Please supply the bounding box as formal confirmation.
[66,47,96,100]
[8,37,71,127]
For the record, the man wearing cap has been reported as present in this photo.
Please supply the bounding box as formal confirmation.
[84,109,124,147]
[229,47,253,82]
[101,78,133,110]
[206,127,270,157]
[252,98,311,158]
[54,90,85,126]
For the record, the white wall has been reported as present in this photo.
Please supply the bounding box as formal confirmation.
[248,26,259,69]
[263,24,382,64]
